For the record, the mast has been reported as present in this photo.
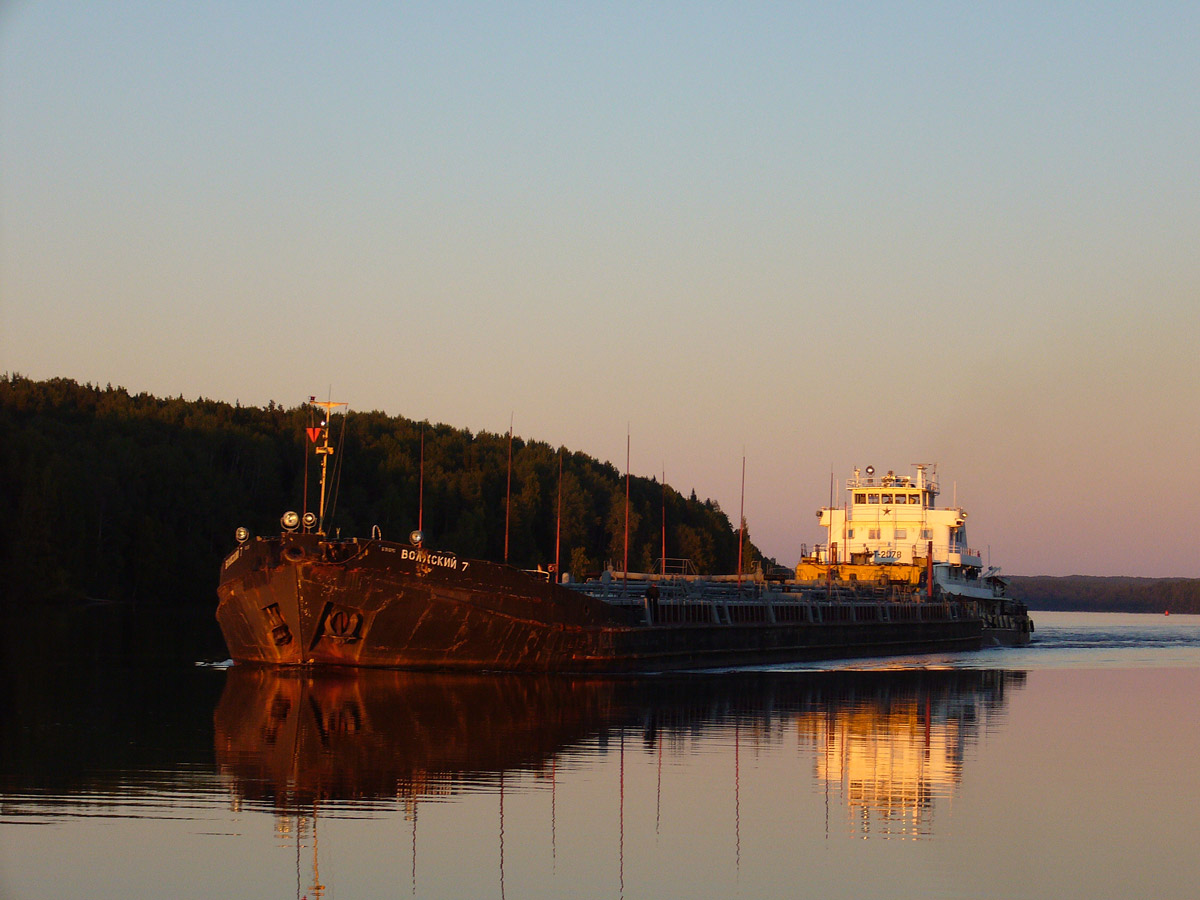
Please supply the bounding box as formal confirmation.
[302,413,311,525]
[624,429,629,585]
[555,448,563,580]
[310,399,346,534]
[418,424,425,536]
[504,415,513,564]
[828,469,835,564]
[738,453,746,589]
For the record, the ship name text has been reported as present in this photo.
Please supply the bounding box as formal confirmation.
[401,548,460,570]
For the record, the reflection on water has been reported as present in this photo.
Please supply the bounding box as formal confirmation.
[205,667,1023,897]
[216,667,1020,817]
[796,676,1000,838]
[215,669,624,813]
[2,664,1021,899]
[9,612,1200,900]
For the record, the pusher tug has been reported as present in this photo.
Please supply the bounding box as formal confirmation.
[796,464,1032,646]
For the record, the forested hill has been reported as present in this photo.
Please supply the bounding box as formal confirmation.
[0,375,763,607]
[1007,576,1200,614]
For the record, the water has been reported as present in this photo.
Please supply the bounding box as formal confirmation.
[3,612,1199,900]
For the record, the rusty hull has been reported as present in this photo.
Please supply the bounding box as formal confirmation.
[216,533,982,672]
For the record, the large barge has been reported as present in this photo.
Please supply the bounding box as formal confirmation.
[215,408,986,672]
[217,531,981,671]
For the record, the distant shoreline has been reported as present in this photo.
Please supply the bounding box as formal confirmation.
[1007,575,1200,614]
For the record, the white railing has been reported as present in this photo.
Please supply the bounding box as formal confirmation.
[807,542,981,564]
[845,474,938,493]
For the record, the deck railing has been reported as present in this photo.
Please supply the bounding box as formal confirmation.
[806,542,982,564]
[567,578,967,627]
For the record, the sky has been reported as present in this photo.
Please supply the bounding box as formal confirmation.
[2,2,1198,577]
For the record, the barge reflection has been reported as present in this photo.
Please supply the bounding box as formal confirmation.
[215,666,1023,817]
[212,667,1023,898]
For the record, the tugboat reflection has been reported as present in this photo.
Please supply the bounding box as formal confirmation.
[794,670,1016,838]
[215,666,1024,895]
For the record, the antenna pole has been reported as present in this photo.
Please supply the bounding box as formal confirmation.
[738,453,746,588]
[311,399,346,534]
[302,402,312,524]
[504,417,513,564]
[828,469,835,564]
[555,448,563,581]
[624,428,630,586]
[318,430,330,524]
[660,465,666,577]
[505,415,513,564]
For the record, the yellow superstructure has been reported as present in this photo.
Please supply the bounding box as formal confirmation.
[794,559,926,586]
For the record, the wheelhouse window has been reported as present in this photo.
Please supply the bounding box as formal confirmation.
[881,493,893,504]
[854,493,866,504]
[867,493,880,504]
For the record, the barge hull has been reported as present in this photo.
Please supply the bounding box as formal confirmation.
[217,534,982,673]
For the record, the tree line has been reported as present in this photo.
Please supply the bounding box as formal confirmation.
[0,375,764,606]
[1007,575,1200,613]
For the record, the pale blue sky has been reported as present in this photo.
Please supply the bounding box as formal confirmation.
[3,2,1197,575]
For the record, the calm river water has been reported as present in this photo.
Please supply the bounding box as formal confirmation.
[3,611,1200,900]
